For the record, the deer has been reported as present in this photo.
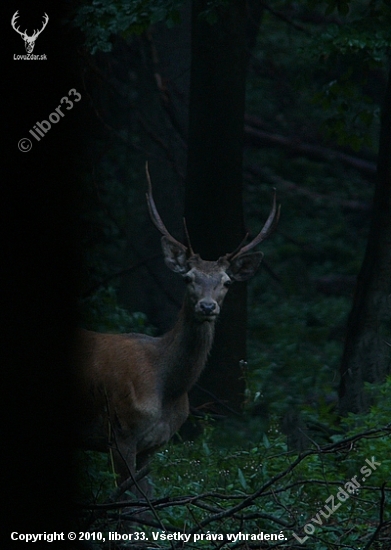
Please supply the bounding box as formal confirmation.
[11,11,49,54]
[78,165,279,493]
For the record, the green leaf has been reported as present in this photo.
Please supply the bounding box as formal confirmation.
[263,433,270,449]
[238,468,247,490]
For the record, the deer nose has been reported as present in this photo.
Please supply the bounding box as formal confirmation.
[199,301,217,315]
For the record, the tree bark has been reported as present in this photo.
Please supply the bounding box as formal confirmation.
[339,63,391,414]
[185,0,247,413]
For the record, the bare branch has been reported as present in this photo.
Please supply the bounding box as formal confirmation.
[244,118,377,178]
[363,482,387,550]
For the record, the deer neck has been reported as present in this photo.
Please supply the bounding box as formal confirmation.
[159,296,216,399]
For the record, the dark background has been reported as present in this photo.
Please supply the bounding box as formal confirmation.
[5,0,84,538]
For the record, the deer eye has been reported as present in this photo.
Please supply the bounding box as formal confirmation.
[224,279,232,288]
[183,274,193,284]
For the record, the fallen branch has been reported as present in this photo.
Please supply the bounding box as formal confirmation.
[363,482,387,550]
[246,165,370,212]
[244,118,376,178]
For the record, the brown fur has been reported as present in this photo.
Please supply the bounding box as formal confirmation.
[77,259,234,483]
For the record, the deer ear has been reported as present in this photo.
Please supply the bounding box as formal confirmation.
[228,252,263,282]
[161,236,188,273]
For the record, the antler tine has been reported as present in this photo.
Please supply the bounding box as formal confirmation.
[229,189,280,261]
[183,217,195,257]
[40,13,49,32]
[11,11,24,36]
[31,13,49,39]
[225,232,249,262]
[145,162,187,252]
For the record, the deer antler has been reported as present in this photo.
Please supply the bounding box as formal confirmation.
[11,11,26,37]
[145,162,188,253]
[182,217,195,257]
[30,13,49,40]
[11,11,48,39]
[226,189,280,261]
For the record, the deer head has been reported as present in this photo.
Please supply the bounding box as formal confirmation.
[11,11,49,54]
[146,163,280,322]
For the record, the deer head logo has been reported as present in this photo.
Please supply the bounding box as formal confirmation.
[11,11,48,54]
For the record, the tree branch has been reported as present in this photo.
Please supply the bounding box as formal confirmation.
[260,2,311,35]
[246,164,370,211]
[363,482,387,550]
[244,116,377,177]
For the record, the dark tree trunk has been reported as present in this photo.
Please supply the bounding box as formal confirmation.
[185,0,247,413]
[339,64,391,414]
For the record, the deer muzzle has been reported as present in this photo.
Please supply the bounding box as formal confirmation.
[195,300,219,320]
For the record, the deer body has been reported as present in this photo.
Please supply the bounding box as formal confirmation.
[78,166,279,486]
[80,302,215,477]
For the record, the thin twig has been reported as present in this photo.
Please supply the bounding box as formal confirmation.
[182,425,391,537]
[260,1,312,35]
[363,482,387,550]
[82,254,161,298]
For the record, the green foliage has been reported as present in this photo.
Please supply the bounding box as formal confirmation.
[334,378,391,482]
[75,450,117,505]
[197,0,231,24]
[72,0,237,52]
[248,0,389,150]
[242,0,384,434]
[325,0,351,16]
[305,1,391,148]
[81,286,155,334]
[73,0,184,53]
[312,75,379,150]
[78,144,155,336]
[242,153,372,430]
[246,293,347,417]
[78,381,390,547]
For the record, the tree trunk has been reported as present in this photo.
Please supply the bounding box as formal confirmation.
[185,0,247,413]
[339,63,391,414]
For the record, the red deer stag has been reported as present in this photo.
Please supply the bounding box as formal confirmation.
[79,166,279,489]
